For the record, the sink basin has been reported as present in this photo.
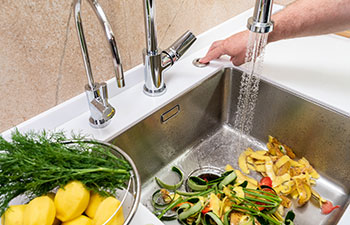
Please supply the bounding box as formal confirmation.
[110,67,349,225]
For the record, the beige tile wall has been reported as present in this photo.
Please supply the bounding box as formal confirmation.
[0,0,293,132]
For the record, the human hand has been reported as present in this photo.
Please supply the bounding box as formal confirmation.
[199,30,249,66]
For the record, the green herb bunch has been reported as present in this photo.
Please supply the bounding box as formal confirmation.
[0,130,132,216]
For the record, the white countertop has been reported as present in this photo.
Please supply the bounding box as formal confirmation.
[2,4,349,225]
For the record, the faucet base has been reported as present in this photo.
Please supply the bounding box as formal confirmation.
[143,84,167,97]
[89,116,112,128]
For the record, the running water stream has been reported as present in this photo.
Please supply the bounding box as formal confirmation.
[233,31,269,149]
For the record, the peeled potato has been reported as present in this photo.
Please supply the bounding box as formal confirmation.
[23,196,56,225]
[93,197,124,225]
[54,181,90,222]
[1,205,26,225]
[85,192,105,218]
[62,215,93,225]
[46,193,61,225]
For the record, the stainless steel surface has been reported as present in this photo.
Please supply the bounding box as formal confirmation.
[111,68,349,224]
[192,57,209,68]
[247,0,274,33]
[142,0,196,96]
[74,0,125,128]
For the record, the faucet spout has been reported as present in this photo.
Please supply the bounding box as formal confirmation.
[74,0,124,128]
[142,0,196,97]
[74,0,125,88]
[143,0,158,54]
[247,0,274,33]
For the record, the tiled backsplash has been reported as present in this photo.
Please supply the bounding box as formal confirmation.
[0,0,292,132]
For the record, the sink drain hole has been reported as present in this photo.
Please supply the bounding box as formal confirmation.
[185,166,224,192]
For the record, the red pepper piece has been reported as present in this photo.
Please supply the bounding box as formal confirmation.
[259,177,272,188]
[202,205,211,214]
[321,200,340,214]
[172,202,192,210]
[256,187,275,211]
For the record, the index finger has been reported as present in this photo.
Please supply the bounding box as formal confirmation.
[199,44,225,64]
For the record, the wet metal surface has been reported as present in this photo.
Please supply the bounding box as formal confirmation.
[111,68,350,225]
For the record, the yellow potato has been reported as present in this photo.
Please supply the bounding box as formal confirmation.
[85,192,106,218]
[1,205,26,225]
[23,196,56,225]
[47,193,61,225]
[62,215,93,225]
[54,181,90,222]
[93,197,124,225]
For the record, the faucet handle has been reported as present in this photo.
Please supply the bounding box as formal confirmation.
[85,82,115,128]
[163,31,197,63]
[98,82,109,106]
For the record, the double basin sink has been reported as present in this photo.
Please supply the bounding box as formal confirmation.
[110,67,349,224]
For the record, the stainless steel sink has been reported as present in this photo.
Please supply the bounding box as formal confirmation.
[109,67,350,225]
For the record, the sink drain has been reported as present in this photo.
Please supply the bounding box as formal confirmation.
[185,166,224,192]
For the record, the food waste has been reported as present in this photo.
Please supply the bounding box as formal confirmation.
[151,136,340,225]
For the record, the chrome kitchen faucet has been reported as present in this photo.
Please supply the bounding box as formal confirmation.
[142,0,197,96]
[247,0,274,33]
[74,0,124,128]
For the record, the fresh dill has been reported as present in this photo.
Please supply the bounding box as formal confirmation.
[0,130,132,216]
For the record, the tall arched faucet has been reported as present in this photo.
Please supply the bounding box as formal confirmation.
[74,0,125,128]
[142,0,197,97]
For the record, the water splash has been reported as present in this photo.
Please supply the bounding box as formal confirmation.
[234,31,269,148]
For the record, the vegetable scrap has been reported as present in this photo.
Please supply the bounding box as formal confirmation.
[152,136,341,225]
[152,166,295,225]
[238,136,340,213]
